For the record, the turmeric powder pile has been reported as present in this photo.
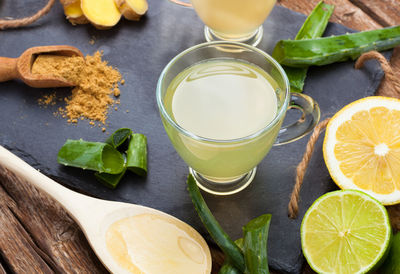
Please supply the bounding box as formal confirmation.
[33,51,122,124]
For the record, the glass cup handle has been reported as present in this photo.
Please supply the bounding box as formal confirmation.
[169,0,192,7]
[274,93,321,146]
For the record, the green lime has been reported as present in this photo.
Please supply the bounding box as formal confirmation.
[301,190,392,274]
[380,232,400,274]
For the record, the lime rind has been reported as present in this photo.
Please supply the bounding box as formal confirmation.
[323,96,400,205]
[301,189,392,274]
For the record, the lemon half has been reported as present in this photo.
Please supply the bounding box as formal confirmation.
[323,96,400,205]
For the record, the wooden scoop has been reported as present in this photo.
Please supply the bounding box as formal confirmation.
[0,146,212,273]
[0,45,83,88]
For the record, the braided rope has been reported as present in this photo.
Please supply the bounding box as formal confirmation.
[0,0,55,30]
[168,0,192,7]
[288,118,330,219]
[355,51,400,98]
[287,50,400,219]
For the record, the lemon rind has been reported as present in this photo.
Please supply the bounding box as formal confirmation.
[323,96,400,205]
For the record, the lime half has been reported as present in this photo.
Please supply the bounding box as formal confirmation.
[301,190,392,274]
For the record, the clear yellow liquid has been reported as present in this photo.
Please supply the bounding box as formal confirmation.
[106,214,210,274]
[163,59,282,180]
[191,0,276,39]
[170,60,277,140]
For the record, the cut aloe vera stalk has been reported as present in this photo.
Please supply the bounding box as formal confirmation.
[95,168,127,189]
[301,190,392,274]
[218,263,241,274]
[126,133,147,176]
[58,139,124,174]
[187,175,245,272]
[284,0,334,92]
[273,25,400,67]
[218,237,243,273]
[106,128,132,148]
[219,239,243,274]
[243,214,271,274]
[293,1,334,40]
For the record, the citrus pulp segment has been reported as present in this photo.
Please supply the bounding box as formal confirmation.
[323,96,400,205]
[301,190,392,274]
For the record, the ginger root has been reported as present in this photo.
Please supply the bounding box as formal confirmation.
[81,0,121,29]
[115,0,148,21]
[61,0,89,25]
[60,0,147,28]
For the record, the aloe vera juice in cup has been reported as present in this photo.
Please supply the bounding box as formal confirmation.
[162,59,282,182]
[157,42,320,195]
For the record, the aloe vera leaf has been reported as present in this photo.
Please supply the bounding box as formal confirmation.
[126,133,147,176]
[243,214,272,274]
[95,168,127,189]
[219,239,244,274]
[380,232,400,274]
[284,1,334,92]
[235,238,244,251]
[95,146,128,189]
[273,25,400,67]
[106,128,132,148]
[187,175,245,272]
[293,1,334,41]
[58,139,124,174]
[285,68,307,92]
[219,262,242,274]
[97,128,132,188]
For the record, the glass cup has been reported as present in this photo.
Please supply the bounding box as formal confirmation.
[170,0,276,46]
[156,42,320,195]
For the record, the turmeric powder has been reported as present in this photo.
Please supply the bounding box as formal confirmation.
[37,92,57,106]
[32,54,85,84]
[33,51,122,124]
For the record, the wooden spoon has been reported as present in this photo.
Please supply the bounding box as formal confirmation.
[0,146,212,274]
[0,45,83,88]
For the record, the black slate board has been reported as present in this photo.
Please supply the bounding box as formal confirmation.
[0,1,390,273]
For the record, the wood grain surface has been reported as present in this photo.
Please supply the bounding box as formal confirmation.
[0,165,108,273]
[1,0,400,273]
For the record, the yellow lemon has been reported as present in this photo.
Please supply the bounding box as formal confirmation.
[323,96,400,205]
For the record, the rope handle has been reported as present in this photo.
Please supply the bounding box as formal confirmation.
[288,118,330,219]
[168,0,192,7]
[288,51,400,219]
[0,0,55,30]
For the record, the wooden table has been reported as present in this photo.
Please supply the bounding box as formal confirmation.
[1,0,400,273]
